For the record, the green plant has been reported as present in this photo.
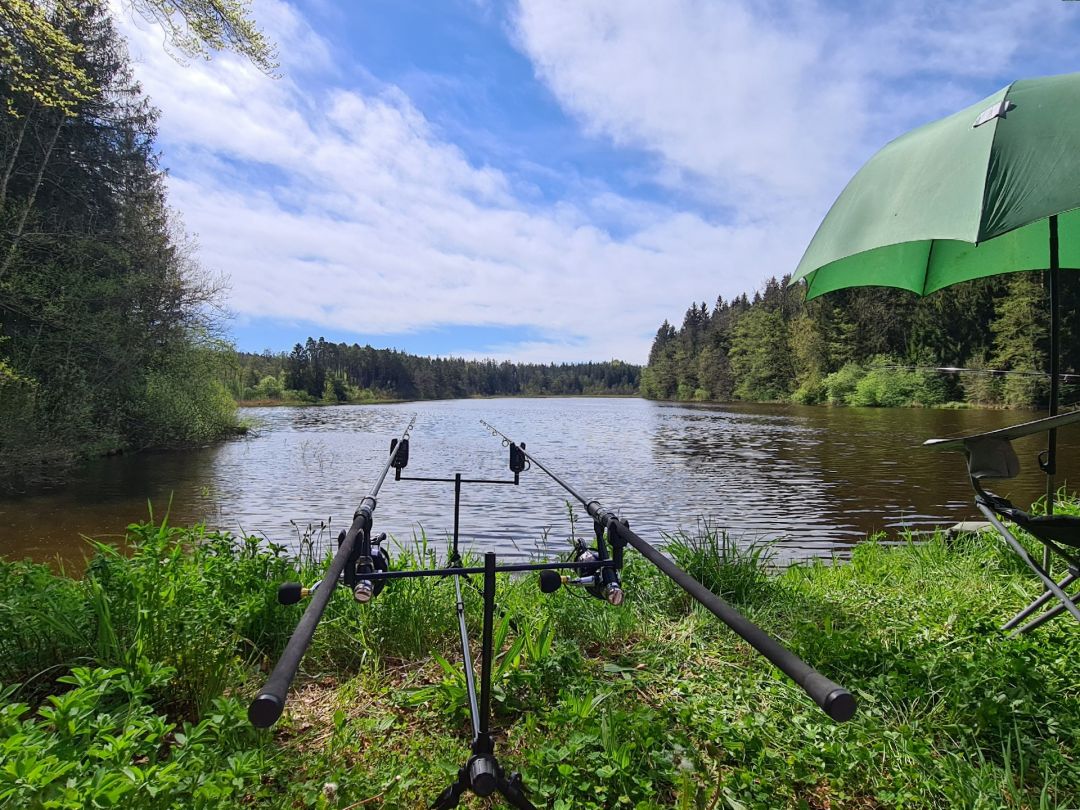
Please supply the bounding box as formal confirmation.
[82,518,299,715]
[822,362,865,405]
[3,505,1080,808]
[665,519,774,607]
[0,662,269,809]
[0,561,92,696]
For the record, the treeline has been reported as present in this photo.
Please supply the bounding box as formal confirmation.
[0,3,238,488]
[226,339,641,402]
[643,274,1080,408]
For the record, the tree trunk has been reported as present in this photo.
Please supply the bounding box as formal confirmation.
[0,114,62,279]
[0,101,38,206]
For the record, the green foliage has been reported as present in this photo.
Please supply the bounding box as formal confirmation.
[136,344,238,447]
[0,663,267,809]
[0,354,59,485]
[641,321,678,399]
[518,692,685,808]
[788,311,827,403]
[1,2,243,489]
[849,357,920,407]
[729,307,793,401]
[643,272,1073,411]
[823,362,864,405]
[1,520,299,714]
[0,560,90,694]
[961,353,1004,406]
[0,1,95,114]
[3,505,1080,807]
[991,273,1049,408]
[253,373,282,399]
[89,522,305,715]
[665,520,775,607]
[125,0,278,74]
[0,0,274,119]
[240,337,642,402]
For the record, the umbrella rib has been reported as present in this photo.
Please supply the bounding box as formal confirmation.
[922,239,936,296]
[975,81,1017,244]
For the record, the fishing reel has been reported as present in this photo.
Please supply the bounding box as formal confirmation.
[275,531,390,606]
[538,536,624,606]
[344,530,390,603]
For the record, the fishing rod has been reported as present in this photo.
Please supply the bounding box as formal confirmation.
[249,418,591,808]
[882,364,1080,383]
[248,415,416,729]
[479,419,857,724]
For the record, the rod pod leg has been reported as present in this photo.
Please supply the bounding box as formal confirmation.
[429,553,536,810]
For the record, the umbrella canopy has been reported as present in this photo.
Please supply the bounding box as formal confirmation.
[792,72,1080,297]
[791,71,1080,514]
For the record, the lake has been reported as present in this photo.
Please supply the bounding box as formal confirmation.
[1,397,1076,566]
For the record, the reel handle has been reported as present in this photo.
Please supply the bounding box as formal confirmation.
[277,582,306,605]
[538,569,563,593]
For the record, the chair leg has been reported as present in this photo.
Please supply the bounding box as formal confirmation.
[1003,570,1079,631]
[1012,584,1080,636]
[976,503,1080,630]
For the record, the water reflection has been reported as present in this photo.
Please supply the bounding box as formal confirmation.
[0,398,1075,567]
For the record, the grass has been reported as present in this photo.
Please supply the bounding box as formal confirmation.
[1,499,1079,808]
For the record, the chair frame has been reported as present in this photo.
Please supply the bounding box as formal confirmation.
[925,409,1080,635]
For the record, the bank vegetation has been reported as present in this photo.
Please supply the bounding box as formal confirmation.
[0,2,264,490]
[2,501,1078,808]
[643,276,1080,410]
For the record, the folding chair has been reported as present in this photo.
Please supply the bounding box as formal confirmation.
[924,409,1080,635]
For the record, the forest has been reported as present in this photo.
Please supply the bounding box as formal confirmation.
[642,273,1080,409]
[225,340,641,402]
[0,2,245,489]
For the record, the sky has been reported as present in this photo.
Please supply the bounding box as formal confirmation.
[113,0,1080,364]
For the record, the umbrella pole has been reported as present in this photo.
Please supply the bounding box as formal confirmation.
[1045,215,1060,554]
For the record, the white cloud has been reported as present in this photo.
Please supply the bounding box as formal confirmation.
[112,1,1080,363]
[115,0,783,363]
[511,0,1078,215]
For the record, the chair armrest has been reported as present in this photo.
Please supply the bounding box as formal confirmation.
[923,408,1080,451]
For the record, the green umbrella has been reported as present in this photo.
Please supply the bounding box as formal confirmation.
[791,71,1080,512]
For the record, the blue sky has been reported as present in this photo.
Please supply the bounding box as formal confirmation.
[116,0,1080,362]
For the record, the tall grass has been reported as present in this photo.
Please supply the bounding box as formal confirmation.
[664,518,775,606]
[1,520,300,714]
[2,502,1080,808]
[306,530,467,668]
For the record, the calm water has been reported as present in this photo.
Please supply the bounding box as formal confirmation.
[1,398,1076,566]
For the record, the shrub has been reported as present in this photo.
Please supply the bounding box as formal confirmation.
[136,346,237,447]
[791,378,826,404]
[0,561,91,696]
[254,374,282,399]
[84,522,299,716]
[0,663,267,809]
[822,362,865,405]
[846,357,949,407]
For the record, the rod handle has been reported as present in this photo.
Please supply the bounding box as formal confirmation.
[608,520,857,722]
[248,534,355,728]
[802,672,857,722]
[277,582,306,605]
